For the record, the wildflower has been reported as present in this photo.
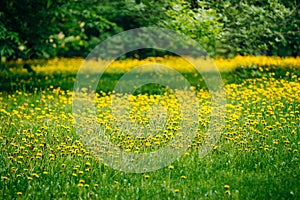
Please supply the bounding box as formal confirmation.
[168,165,174,170]
[17,192,22,196]
[225,190,231,195]
[224,185,230,189]
[180,176,186,179]
[144,175,150,180]
[174,189,180,193]
[32,173,39,178]
[7,156,14,160]
[85,168,91,172]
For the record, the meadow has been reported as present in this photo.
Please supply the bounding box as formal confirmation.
[0,56,299,199]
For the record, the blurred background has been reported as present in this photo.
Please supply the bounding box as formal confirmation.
[1,0,299,62]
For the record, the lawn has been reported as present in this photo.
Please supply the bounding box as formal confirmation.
[0,56,299,199]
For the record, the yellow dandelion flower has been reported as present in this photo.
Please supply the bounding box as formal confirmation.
[145,142,151,147]
[85,168,91,172]
[224,185,230,189]
[144,175,150,179]
[32,173,39,178]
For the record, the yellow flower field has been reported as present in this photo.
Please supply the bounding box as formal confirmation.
[5,55,300,74]
[0,56,299,199]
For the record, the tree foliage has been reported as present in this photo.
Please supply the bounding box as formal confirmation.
[207,0,299,56]
[0,0,299,60]
[161,0,222,56]
[0,0,115,60]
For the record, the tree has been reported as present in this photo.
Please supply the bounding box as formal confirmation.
[1,0,298,60]
[0,0,115,60]
[206,0,299,56]
[160,0,222,57]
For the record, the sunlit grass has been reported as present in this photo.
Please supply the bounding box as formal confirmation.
[0,56,299,199]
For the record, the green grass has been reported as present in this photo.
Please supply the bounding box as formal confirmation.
[0,60,299,199]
